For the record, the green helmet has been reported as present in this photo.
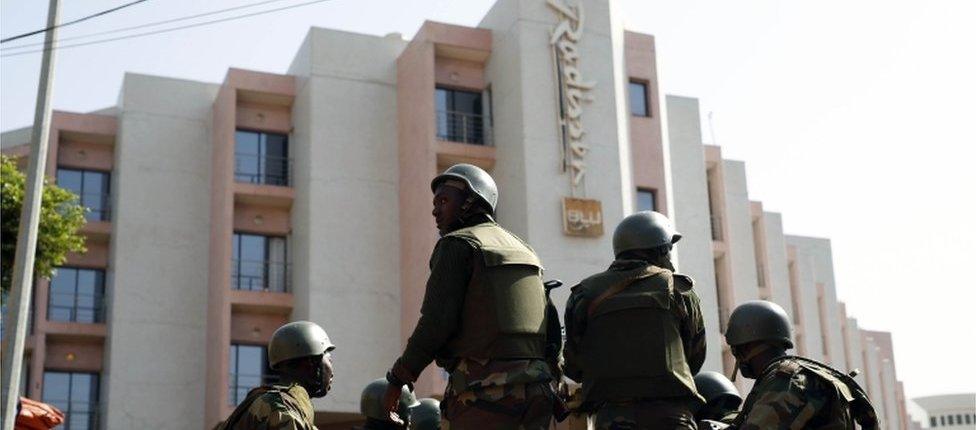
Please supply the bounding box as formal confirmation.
[268,321,335,369]
[725,300,794,348]
[409,398,441,430]
[694,371,742,407]
[612,211,682,257]
[360,378,420,421]
[431,164,498,213]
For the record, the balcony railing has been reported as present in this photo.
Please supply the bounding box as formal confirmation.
[47,291,106,324]
[229,373,278,405]
[436,110,492,146]
[710,214,723,241]
[44,400,99,430]
[231,260,291,293]
[234,154,292,186]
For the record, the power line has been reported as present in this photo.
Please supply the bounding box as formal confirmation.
[2,0,295,51]
[1,0,331,58]
[0,0,150,44]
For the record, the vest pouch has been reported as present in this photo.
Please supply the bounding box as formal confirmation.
[481,245,546,335]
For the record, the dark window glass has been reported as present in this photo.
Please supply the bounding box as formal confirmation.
[957,414,963,424]
[931,416,937,427]
[636,188,656,212]
[435,87,488,145]
[949,415,955,425]
[966,414,972,424]
[235,130,290,186]
[941,415,946,425]
[232,233,288,292]
[628,81,650,117]
[48,267,105,323]
[56,168,110,221]
[43,371,99,430]
[229,344,277,405]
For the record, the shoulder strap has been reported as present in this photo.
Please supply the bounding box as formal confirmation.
[585,266,667,318]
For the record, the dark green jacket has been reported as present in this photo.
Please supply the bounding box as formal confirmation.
[564,259,706,407]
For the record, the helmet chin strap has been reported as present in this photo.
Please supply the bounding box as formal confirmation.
[730,342,773,382]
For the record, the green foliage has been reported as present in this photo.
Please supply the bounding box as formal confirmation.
[1,154,87,300]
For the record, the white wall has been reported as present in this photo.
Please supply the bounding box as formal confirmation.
[480,0,633,312]
[786,236,827,361]
[721,161,760,309]
[289,28,407,413]
[665,95,722,372]
[762,212,793,319]
[105,73,217,429]
[786,236,846,367]
[844,317,868,388]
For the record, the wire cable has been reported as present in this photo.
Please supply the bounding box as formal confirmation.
[2,0,295,51]
[1,0,151,44]
[0,0,331,58]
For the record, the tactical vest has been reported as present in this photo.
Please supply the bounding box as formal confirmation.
[574,264,703,406]
[733,356,879,430]
[440,222,547,360]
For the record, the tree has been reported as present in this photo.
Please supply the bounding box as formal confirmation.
[1,154,86,304]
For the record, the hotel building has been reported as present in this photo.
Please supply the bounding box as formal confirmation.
[2,0,911,428]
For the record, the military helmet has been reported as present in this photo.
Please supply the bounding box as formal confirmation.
[360,378,420,421]
[431,164,498,213]
[612,211,682,257]
[409,398,441,430]
[725,300,794,348]
[694,371,742,407]
[268,321,335,369]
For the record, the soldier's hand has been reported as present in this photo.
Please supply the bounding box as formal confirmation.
[382,382,406,426]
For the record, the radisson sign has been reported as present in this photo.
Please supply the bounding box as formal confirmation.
[548,0,594,190]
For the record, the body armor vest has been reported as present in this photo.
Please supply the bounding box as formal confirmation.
[440,222,547,361]
[574,264,702,406]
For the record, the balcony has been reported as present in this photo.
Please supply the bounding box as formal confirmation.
[234,154,292,187]
[231,260,290,293]
[436,110,492,146]
[710,214,723,241]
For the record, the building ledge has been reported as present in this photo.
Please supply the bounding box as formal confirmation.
[436,141,495,170]
[229,289,293,315]
[44,321,107,339]
[80,220,112,241]
[233,182,294,208]
[712,240,727,257]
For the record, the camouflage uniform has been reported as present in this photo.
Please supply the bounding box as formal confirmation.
[729,356,876,430]
[389,214,554,430]
[215,383,316,430]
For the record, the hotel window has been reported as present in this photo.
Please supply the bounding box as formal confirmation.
[235,129,290,186]
[967,414,972,424]
[57,168,110,222]
[636,188,656,212]
[628,81,650,117]
[42,371,99,430]
[232,233,288,292]
[48,267,105,323]
[435,87,490,145]
[229,344,277,405]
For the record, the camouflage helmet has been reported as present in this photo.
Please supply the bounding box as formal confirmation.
[431,164,498,213]
[360,378,420,421]
[694,371,742,407]
[268,321,335,369]
[725,300,794,348]
[612,211,682,257]
[409,398,441,430]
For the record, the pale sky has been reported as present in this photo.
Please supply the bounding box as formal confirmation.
[2,0,974,399]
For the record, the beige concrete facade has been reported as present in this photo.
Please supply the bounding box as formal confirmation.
[1,0,911,428]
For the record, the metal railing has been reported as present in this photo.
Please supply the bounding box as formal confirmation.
[231,260,291,293]
[234,154,292,186]
[72,192,111,222]
[47,291,106,324]
[710,214,723,241]
[229,373,279,405]
[43,400,99,430]
[436,110,492,146]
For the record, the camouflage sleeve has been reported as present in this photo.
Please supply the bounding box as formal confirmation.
[234,394,312,430]
[562,288,586,383]
[734,372,824,430]
[395,237,475,379]
[681,289,707,375]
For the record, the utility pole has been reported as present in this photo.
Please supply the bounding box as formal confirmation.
[1,0,61,428]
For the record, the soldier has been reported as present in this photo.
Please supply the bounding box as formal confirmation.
[216,321,335,430]
[359,378,420,429]
[693,371,741,425]
[724,300,879,429]
[409,398,442,430]
[564,211,706,430]
[382,164,554,429]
